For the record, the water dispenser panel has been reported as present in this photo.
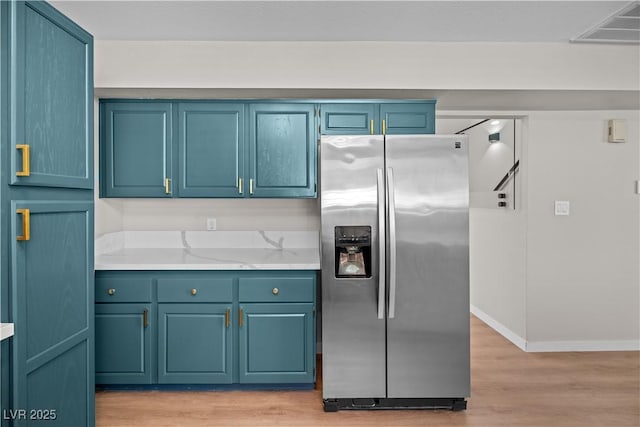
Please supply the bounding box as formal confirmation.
[334,226,372,278]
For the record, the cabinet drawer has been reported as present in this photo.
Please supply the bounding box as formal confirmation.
[239,277,315,302]
[96,276,153,303]
[157,278,233,302]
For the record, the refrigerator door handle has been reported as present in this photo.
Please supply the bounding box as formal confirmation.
[387,167,397,319]
[377,168,386,320]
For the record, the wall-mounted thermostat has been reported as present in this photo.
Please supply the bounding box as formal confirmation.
[608,119,626,143]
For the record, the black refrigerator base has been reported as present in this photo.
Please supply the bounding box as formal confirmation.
[323,398,467,412]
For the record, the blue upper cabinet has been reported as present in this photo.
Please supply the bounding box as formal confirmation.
[320,102,435,136]
[320,104,378,135]
[380,102,435,135]
[101,102,173,197]
[10,1,93,189]
[178,103,244,197]
[97,100,436,198]
[249,103,316,198]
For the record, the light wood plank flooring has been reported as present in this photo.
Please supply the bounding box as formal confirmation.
[96,316,639,426]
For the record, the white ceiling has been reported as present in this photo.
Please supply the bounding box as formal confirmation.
[51,1,633,42]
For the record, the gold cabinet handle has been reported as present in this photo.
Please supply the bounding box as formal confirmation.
[164,178,171,194]
[272,287,279,295]
[107,288,116,296]
[16,144,30,177]
[16,208,30,241]
[249,179,254,195]
[143,309,149,328]
[191,288,197,296]
[239,307,244,328]
[370,120,374,135]
[382,119,387,135]
[225,308,230,328]
[238,177,243,194]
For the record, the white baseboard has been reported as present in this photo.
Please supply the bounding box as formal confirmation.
[470,304,527,351]
[525,340,640,352]
[471,305,640,352]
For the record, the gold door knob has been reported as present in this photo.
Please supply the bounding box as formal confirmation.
[107,288,116,296]
[191,288,197,296]
[272,287,279,295]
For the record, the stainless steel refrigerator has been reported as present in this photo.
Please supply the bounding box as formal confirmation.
[320,134,470,411]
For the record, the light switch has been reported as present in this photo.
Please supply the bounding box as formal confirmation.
[554,201,570,216]
[206,218,217,230]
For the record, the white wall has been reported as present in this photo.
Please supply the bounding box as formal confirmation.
[525,110,639,350]
[94,41,639,91]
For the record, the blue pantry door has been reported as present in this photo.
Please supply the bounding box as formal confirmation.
[11,201,94,427]
[178,103,245,197]
[10,1,92,189]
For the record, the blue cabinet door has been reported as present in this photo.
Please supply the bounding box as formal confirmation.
[249,104,316,198]
[158,303,233,384]
[239,303,315,384]
[10,1,93,189]
[320,103,378,135]
[380,102,436,135]
[11,200,94,427]
[178,103,244,197]
[95,303,152,385]
[101,102,173,197]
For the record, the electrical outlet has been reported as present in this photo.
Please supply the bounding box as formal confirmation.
[554,201,570,216]
[206,218,217,230]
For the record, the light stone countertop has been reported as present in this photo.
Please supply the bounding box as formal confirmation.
[0,323,14,341]
[95,230,320,270]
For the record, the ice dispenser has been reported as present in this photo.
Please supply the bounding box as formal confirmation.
[334,226,371,278]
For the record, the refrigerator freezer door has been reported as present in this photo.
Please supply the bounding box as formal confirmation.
[321,135,386,399]
[385,135,470,398]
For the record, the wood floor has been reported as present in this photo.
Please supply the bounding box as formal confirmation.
[96,316,640,427]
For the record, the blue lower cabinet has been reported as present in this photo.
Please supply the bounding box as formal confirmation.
[94,270,316,387]
[95,304,152,384]
[158,303,233,384]
[239,303,315,384]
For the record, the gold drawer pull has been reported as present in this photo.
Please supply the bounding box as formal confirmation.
[249,178,254,195]
[16,208,30,241]
[370,120,374,135]
[191,288,197,296]
[225,308,230,328]
[107,288,116,296]
[143,309,149,327]
[272,287,279,295]
[16,144,30,177]
[238,177,243,194]
[382,119,387,135]
[164,178,171,194]
[239,307,244,328]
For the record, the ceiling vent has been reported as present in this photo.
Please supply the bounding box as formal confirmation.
[572,1,640,43]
